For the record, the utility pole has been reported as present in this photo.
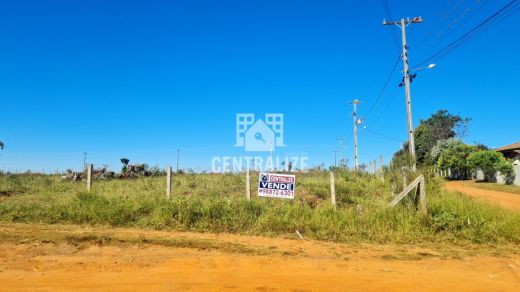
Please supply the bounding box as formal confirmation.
[384,16,423,170]
[349,99,362,171]
[336,138,344,168]
[83,152,88,170]
[176,149,180,173]
[333,150,338,168]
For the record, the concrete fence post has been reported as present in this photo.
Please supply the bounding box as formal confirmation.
[246,169,251,201]
[166,166,172,199]
[86,164,93,192]
[330,172,336,208]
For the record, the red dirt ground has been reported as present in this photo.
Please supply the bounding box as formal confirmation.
[445,180,520,211]
[0,223,519,291]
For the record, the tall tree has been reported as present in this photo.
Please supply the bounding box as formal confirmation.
[393,110,471,166]
[120,158,130,173]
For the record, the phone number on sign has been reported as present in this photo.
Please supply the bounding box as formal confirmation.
[259,189,293,196]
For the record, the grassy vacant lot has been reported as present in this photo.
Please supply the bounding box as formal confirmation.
[457,179,520,195]
[1,171,519,246]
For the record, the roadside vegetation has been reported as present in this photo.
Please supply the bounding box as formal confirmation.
[0,109,518,247]
[393,110,515,183]
[1,171,519,246]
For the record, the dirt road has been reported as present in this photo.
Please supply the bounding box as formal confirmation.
[445,181,520,211]
[1,223,519,291]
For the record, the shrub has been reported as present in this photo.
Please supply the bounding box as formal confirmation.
[468,150,514,183]
[437,143,476,179]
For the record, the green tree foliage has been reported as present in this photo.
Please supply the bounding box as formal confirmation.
[393,110,470,166]
[120,158,130,173]
[468,150,514,183]
[0,141,4,150]
[473,142,489,150]
[437,143,477,179]
[390,151,414,171]
[428,138,463,165]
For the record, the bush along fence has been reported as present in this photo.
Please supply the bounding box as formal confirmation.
[439,166,520,187]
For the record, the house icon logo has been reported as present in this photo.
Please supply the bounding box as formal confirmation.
[234,113,285,152]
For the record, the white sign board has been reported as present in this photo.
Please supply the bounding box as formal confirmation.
[258,172,295,199]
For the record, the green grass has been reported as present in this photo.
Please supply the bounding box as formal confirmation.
[1,171,519,245]
[458,180,520,195]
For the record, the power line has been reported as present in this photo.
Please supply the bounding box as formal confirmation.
[417,0,519,66]
[366,86,401,127]
[363,54,401,121]
[382,0,401,49]
[362,127,403,143]
[418,0,492,60]
[436,0,493,45]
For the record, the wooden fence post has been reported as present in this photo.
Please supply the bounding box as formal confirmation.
[418,176,427,214]
[330,172,336,208]
[246,169,251,201]
[166,166,172,199]
[388,175,427,214]
[86,164,92,192]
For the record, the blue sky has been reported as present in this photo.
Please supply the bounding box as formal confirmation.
[1,0,519,172]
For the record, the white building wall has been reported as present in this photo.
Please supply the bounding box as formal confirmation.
[514,165,520,187]
[476,170,484,181]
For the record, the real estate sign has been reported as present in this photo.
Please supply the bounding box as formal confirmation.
[258,172,295,199]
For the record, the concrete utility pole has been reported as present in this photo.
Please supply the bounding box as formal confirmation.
[333,150,338,168]
[350,100,362,170]
[330,172,336,209]
[176,149,180,173]
[336,138,344,168]
[384,16,423,170]
[83,152,88,170]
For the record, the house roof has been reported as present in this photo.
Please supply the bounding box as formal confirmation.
[496,141,520,152]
